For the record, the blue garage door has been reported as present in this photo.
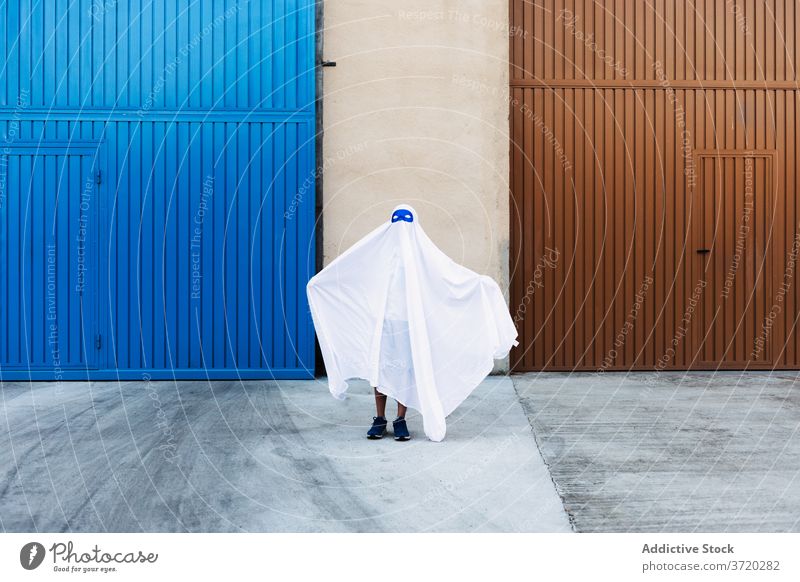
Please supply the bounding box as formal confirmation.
[0,0,316,380]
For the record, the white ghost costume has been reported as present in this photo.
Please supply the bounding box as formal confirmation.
[306,204,518,441]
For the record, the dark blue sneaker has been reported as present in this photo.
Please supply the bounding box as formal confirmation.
[367,416,387,439]
[393,417,411,441]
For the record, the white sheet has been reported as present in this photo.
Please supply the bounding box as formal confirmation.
[306,204,518,441]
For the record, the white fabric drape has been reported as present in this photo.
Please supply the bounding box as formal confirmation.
[306,204,518,441]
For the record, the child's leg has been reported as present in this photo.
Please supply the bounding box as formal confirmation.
[397,402,407,419]
[373,387,387,418]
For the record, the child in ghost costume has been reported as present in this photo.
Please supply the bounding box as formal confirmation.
[306,204,518,442]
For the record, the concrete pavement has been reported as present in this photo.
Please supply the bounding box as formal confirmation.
[0,376,571,532]
[513,371,800,532]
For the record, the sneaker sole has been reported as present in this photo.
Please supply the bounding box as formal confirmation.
[367,433,385,439]
[394,436,411,441]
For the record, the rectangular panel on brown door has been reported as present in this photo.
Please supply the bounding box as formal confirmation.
[691,152,776,368]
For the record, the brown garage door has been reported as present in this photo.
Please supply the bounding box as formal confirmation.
[510,0,800,371]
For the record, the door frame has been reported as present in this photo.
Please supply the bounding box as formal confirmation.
[690,149,778,370]
[0,141,106,376]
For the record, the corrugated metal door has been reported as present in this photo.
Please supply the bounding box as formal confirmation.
[0,145,101,371]
[0,0,316,380]
[692,152,775,367]
[510,0,798,371]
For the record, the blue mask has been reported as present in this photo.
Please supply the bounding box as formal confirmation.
[391,209,414,223]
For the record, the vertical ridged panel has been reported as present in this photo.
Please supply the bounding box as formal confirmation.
[0,1,316,379]
[100,117,313,375]
[0,150,99,369]
[512,0,794,83]
[511,1,797,370]
[0,0,314,110]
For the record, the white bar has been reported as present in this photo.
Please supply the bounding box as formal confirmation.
[1,533,798,581]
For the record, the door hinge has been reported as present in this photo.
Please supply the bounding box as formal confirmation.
[95,334,102,350]
[95,170,102,185]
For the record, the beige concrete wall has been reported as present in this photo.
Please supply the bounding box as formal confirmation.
[320,0,510,290]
